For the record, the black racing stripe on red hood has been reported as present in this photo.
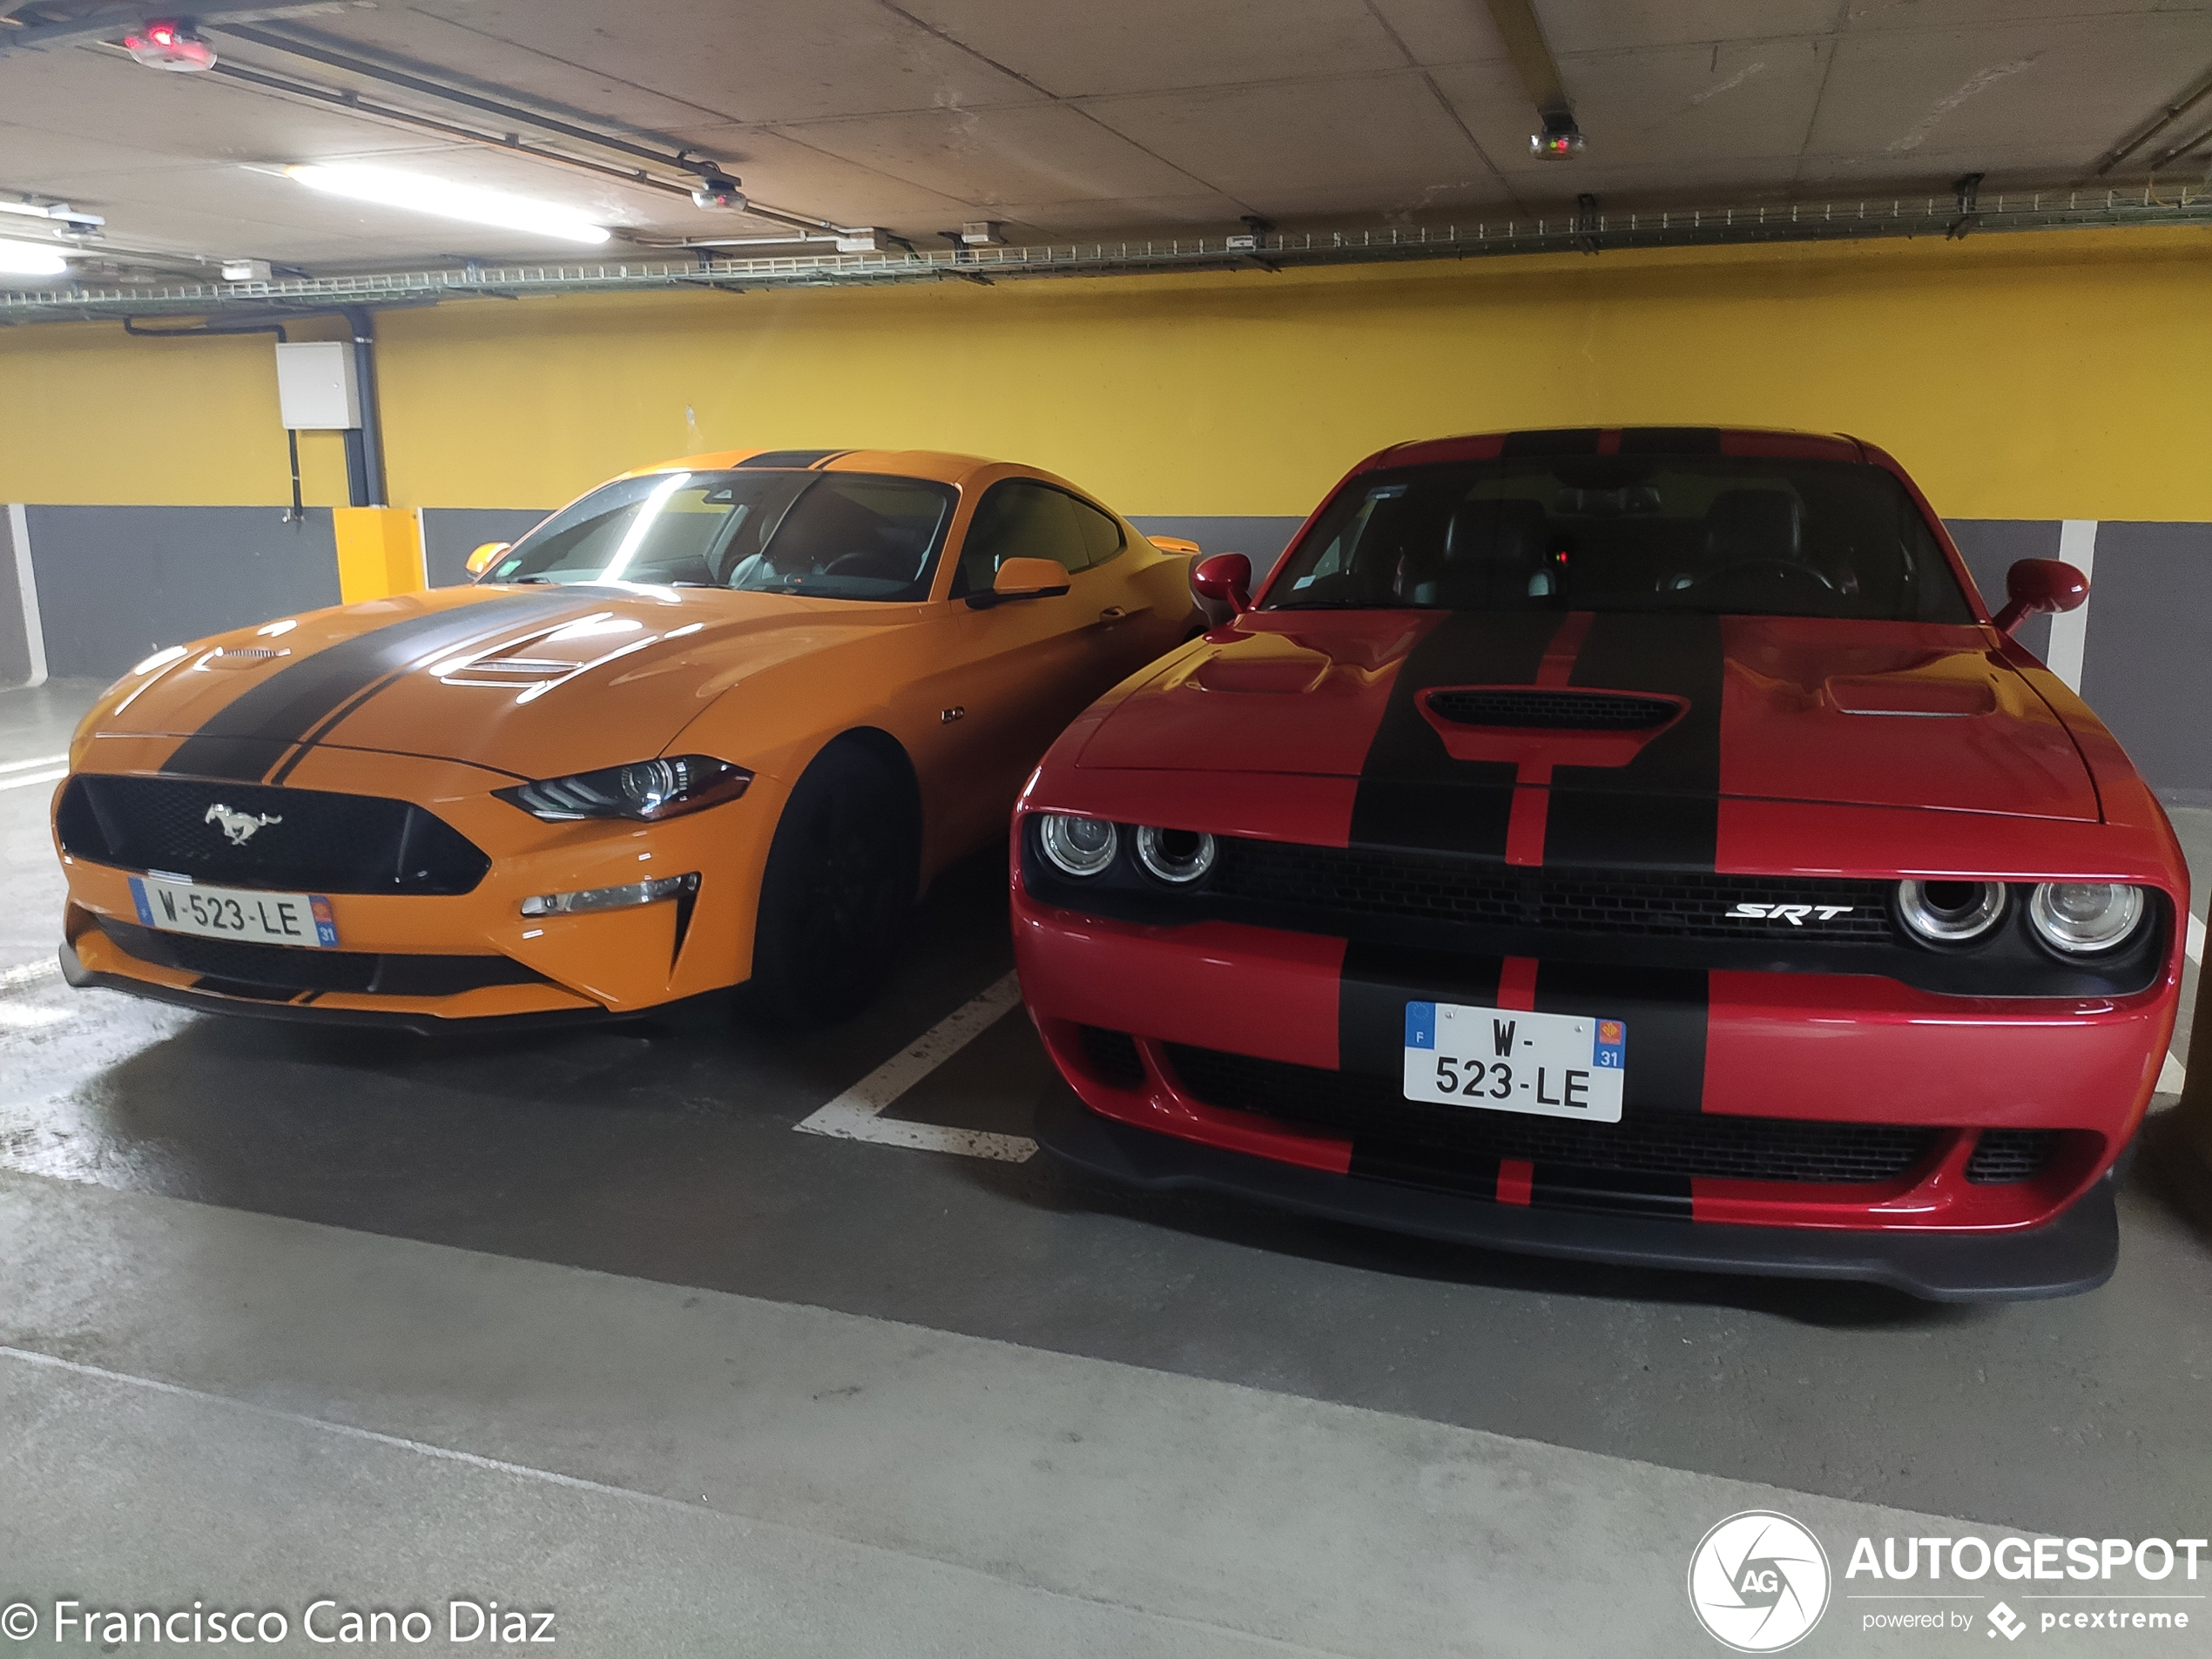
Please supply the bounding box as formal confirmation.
[1347,611,1566,859]
[1500,428,1602,457]
[1618,427,1721,455]
[159,593,586,783]
[1543,612,1725,871]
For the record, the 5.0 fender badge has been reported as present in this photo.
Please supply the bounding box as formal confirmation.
[206,804,282,846]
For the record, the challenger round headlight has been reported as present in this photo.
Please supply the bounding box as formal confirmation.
[1135,825,1217,885]
[1896,879,2006,946]
[1039,813,1118,877]
[2028,882,2145,954]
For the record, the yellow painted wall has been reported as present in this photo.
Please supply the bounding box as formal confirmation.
[2,225,2207,523]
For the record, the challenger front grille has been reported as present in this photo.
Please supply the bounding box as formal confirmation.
[1426,689,1677,729]
[98,918,544,999]
[57,775,490,896]
[1965,1129,2061,1184]
[1160,1042,1937,1184]
[1209,840,1895,943]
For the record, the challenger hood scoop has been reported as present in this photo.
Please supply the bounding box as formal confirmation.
[1082,611,2100,822]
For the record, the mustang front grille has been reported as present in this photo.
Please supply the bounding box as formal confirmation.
[1160,1042,1939,1184]
[1209,840,1896,943]
[57,775,490,896]
[99,918,544,999]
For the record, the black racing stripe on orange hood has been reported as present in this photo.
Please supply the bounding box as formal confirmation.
[1543,612,1725,871]
[160,593,586,782]
[1347,611,1566,859]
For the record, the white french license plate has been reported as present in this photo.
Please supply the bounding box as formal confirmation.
[1402,1001,1625,1123]
[128,875,341,948]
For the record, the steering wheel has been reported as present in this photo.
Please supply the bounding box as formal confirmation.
[825,550,908,582]
[1685,558,1837,598]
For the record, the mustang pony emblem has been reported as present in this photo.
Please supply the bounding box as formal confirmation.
[205,804,282,846]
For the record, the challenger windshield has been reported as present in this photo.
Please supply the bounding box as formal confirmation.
[487,469,957,602]
[1267,456,1973,622]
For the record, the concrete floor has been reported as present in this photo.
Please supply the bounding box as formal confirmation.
[5,678,2211,1657]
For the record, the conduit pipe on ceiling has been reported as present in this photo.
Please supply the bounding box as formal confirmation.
[1482,0,1575,126]
[2095,64,2212,176]
[212,24,869,239]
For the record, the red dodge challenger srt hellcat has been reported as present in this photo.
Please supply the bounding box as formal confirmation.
[1010,428,2188,1300]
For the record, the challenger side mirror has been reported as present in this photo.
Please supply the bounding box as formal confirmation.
[1192,552,1252,615]
[466,541,510,579]
[968,556,1072,609]
[1992,557,2089,637]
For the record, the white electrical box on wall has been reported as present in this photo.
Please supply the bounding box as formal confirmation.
[273,341,361,429]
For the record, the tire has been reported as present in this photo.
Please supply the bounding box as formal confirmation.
[747,743,916,1026]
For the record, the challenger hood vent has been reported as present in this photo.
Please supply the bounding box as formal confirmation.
[1425,689,1680,730]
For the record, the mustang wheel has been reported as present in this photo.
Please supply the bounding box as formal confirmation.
[750,744,915,1025]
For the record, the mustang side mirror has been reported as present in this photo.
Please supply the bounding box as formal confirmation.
[1192,552,1252,615]
[466,541,510,580]
[968,556,1071,610]
[1992,557,2090,637]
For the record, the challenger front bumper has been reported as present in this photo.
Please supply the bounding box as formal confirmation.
[1035,1082,2123,1301]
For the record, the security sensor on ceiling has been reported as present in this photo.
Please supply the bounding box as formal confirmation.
[690,175,748,212]
[122,17,215,71]
[1530,111,1584,160]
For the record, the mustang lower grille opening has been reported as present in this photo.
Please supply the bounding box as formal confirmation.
[1159,1042,1939,1184]
[57,775,490,895]
[1965,1128,2062,1184]
[1425,689,1678,729]
[98,918,548,998]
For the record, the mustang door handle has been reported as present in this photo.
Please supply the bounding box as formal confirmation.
[1095,606,1130,624]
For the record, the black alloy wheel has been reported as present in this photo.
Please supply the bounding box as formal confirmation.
[749,743,916,1025]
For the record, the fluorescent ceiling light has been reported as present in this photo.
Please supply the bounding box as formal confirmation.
[282,165,611,245]
[0,240,69,276]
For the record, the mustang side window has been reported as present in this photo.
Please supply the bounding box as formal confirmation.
[725,475,955,602]
[952,481,1119,597]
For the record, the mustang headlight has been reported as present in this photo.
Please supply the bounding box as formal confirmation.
[497,755,752,822]
[2027,881,2145,954]
[1895,879,2006,945]
[1038,813,1117,877]
[1135,825,1216,885]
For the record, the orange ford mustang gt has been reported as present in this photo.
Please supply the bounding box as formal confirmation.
[54,448,1203,1029]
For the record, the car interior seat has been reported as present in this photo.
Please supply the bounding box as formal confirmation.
[1407,498,1553,606]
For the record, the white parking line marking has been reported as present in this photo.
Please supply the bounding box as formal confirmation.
[2188,912,2204,968]
[796,972,1035,1162]
[2158,1051,2187,1096]
[0,752,66,774]
[0,958,61,992]
[0,766,65,792]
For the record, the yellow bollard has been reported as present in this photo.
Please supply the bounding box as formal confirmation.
[332,507,426,603]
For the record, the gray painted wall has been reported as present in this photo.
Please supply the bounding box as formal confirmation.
[2080,522,2212,806]
[24,505,341,681]
[0,508,32,687]
[421,507,553,588]
[6,502,2207,799]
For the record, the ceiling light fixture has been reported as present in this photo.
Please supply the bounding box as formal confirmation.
[0,240,71,277]
[122,17,216,71]
[280,164,611,245]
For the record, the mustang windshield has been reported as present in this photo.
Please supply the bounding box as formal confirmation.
[1267,456,1973,622]
[488,469,957,602]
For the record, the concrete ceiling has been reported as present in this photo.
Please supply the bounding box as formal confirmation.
[0,0,2208,275]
